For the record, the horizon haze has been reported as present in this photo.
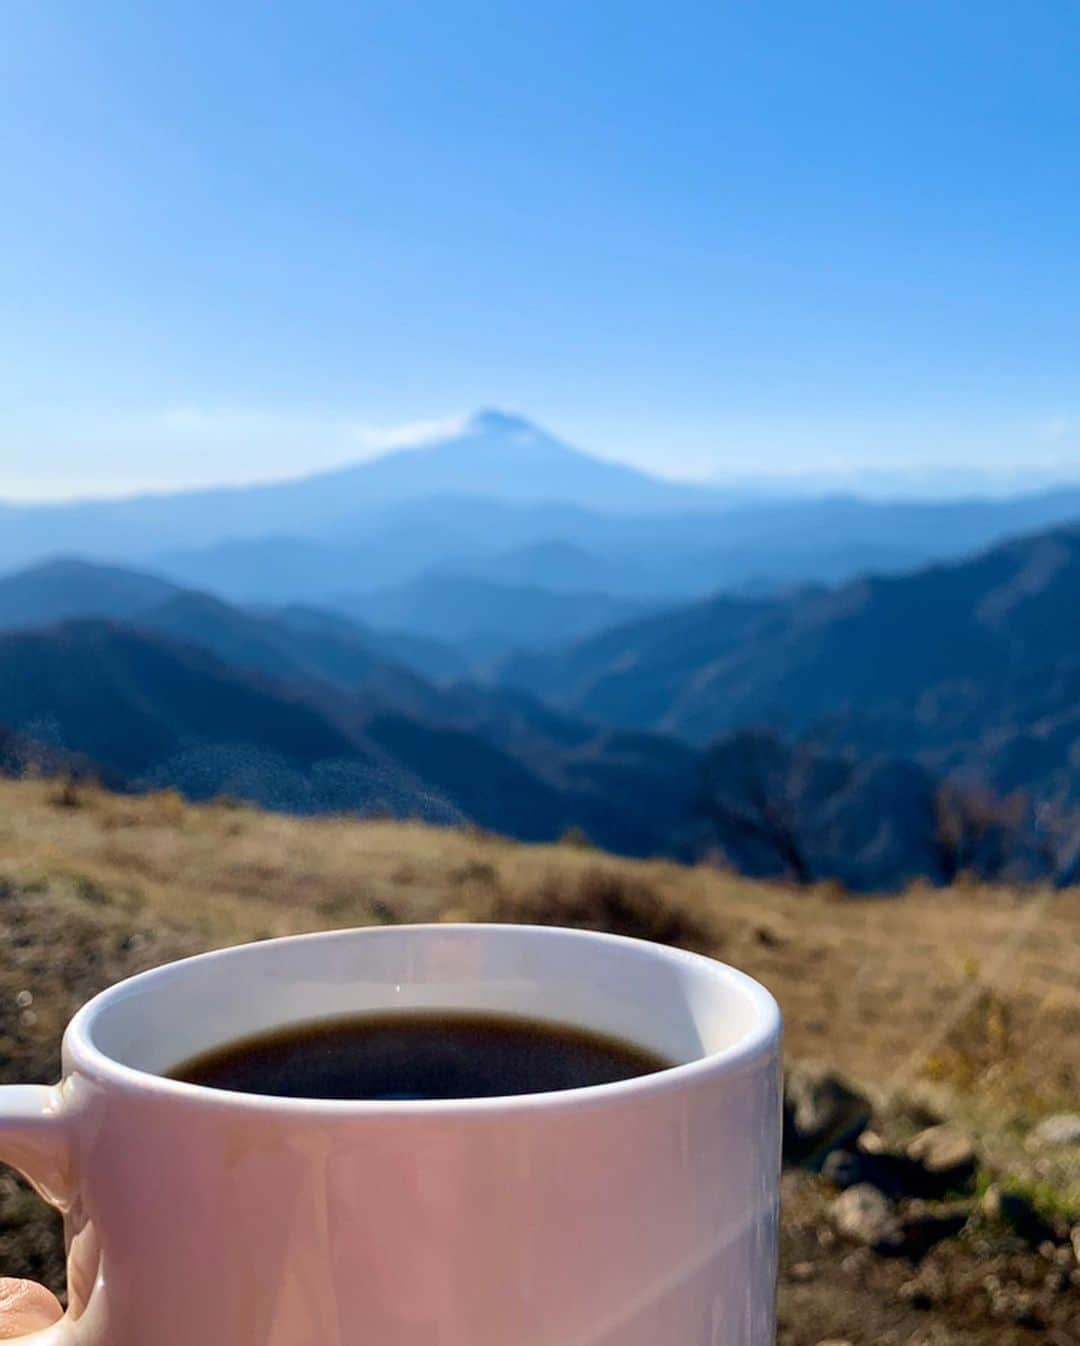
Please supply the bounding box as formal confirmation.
[3,407,1078,507]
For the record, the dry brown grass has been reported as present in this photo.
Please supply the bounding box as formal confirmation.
[2,778,1079,1338]
[449,861,716,949]
[1,777,1077,1119]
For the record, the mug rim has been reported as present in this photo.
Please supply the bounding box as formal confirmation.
[64,924,782,1117]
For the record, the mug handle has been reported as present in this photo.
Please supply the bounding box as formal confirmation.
[0,1086,76,1343]
[0,1087,72,1208]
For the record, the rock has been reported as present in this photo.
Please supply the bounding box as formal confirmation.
[905,1100,946,1129]
[1072,1224,1080,1264]
[898,1278,934,1310]
[789,1260,816,1282]
[813,1340,853,1346]
[822,1146,964,1200]
[981,1186,1060,1247]
[905,1123,977,1190]
[980,1184,1001,1218]
[1012,1300,1045,1330]
[986,1282,1044,1328]
[784,1063,872,1170]
[831,1184,899,1249]
[822,1149,869,1189]
[821,1148,922,1198]
[889,1203,971,1260]
[1027,1113,1080,1150]
[1044,1268,1071,1294]
[831,1181,969,1259]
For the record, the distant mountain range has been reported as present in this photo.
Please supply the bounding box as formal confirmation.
[0,411,725,571]
[0,408,1076,888]
[0,560,697,854]
[3,411,1079,621]
[332,575,653,660]
[148,484,1080,610]
[502,524,1080,809]
[0,529,1076,887]
[0,558,458,688]
[0,620,359,780]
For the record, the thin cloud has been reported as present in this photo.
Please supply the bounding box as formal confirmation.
[1,406,472,501]
[348,414,470,450]
[148,406,470,451]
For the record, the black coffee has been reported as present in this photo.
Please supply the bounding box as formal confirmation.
[169,1011,671,1101]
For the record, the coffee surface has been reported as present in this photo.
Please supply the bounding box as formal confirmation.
[169,1010,671,1100]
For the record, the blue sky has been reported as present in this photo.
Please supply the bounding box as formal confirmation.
[3,1,1079,499]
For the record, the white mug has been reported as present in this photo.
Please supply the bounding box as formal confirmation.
[0,924,781,1346]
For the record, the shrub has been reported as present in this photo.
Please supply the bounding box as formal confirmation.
[49,775,82,809]
[477,864,712,951]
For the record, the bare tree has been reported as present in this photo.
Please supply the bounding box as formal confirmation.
[696,729,821,885]
[697,733,1061,892]
[932,781,1025,883]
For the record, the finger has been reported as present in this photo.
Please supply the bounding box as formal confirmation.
[67,1222,100,1318]
[0,1279,64,1338]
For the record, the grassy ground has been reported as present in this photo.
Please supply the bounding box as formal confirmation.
[1,777,1077,1342]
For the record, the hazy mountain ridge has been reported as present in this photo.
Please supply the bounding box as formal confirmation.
[0,556,179,628]
[0,411,728,570]
[501,524,1080,809]
[0,621,357,776]
[265,605,471,682]
[4,412,1079,612]
[0,562,703,855]
[0,530,1077,885]
[332,573,654,660]
[0,436,1077,887]
[0,558,464,687]
[149,483,1080,609]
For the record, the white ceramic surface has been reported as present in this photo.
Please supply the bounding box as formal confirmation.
[0,924,782,1346]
